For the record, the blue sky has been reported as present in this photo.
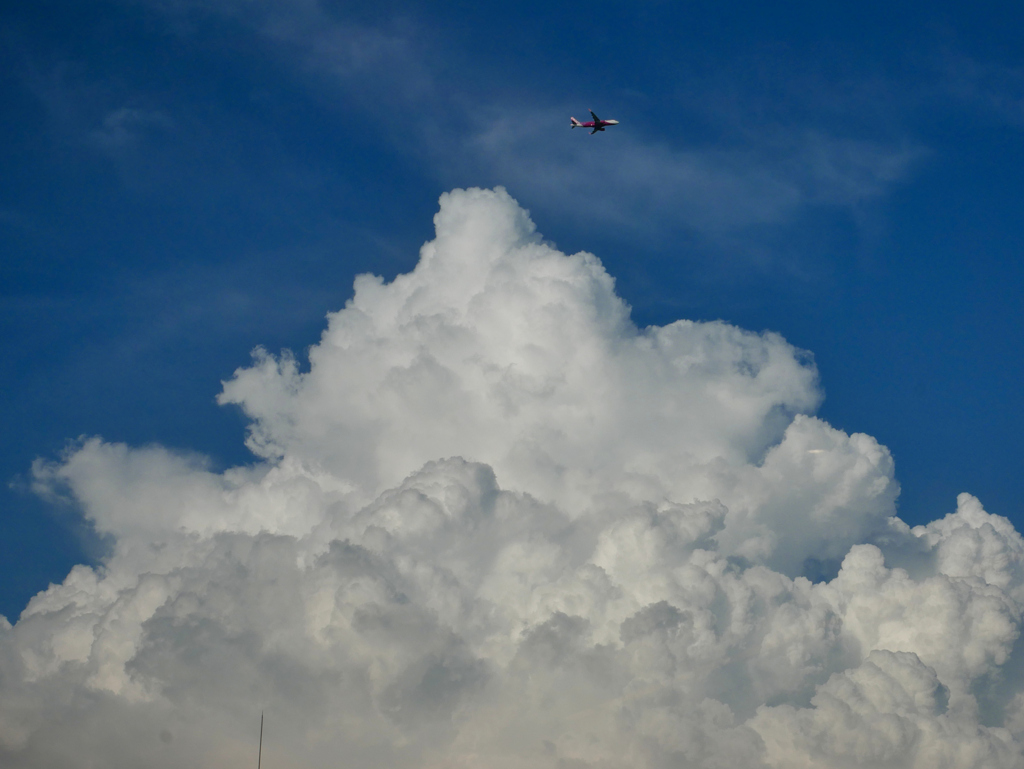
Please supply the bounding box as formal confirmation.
[2,0,1023,620]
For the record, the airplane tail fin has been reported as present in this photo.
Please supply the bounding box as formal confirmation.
[570,116,582,128]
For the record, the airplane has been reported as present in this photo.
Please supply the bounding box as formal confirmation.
[570,110,620,134]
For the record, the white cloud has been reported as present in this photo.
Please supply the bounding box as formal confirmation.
[939,52,1024,128]
[87,106,174,154]
[129,0,922,249]
[461,116,924,243]
[6,188,1023,767]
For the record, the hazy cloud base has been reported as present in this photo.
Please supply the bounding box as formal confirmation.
[5,189,1023,768]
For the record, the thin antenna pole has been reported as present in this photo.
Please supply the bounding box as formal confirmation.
[258,712,264,769]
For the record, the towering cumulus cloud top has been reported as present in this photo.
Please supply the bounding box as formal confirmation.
[10,188,1024,768]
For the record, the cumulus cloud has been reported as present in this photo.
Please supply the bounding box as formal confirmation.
[6,188,1023,768]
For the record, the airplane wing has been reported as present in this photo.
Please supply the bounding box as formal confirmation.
[589,110,600,122]
[591,126,601,134]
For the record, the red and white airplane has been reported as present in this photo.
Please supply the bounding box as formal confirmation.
[570,110,620,134]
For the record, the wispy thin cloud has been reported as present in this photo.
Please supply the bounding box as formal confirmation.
[128,0,926,252]
[938,50,1024,126]
[87,106,175,156]
[457,111,925,241]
